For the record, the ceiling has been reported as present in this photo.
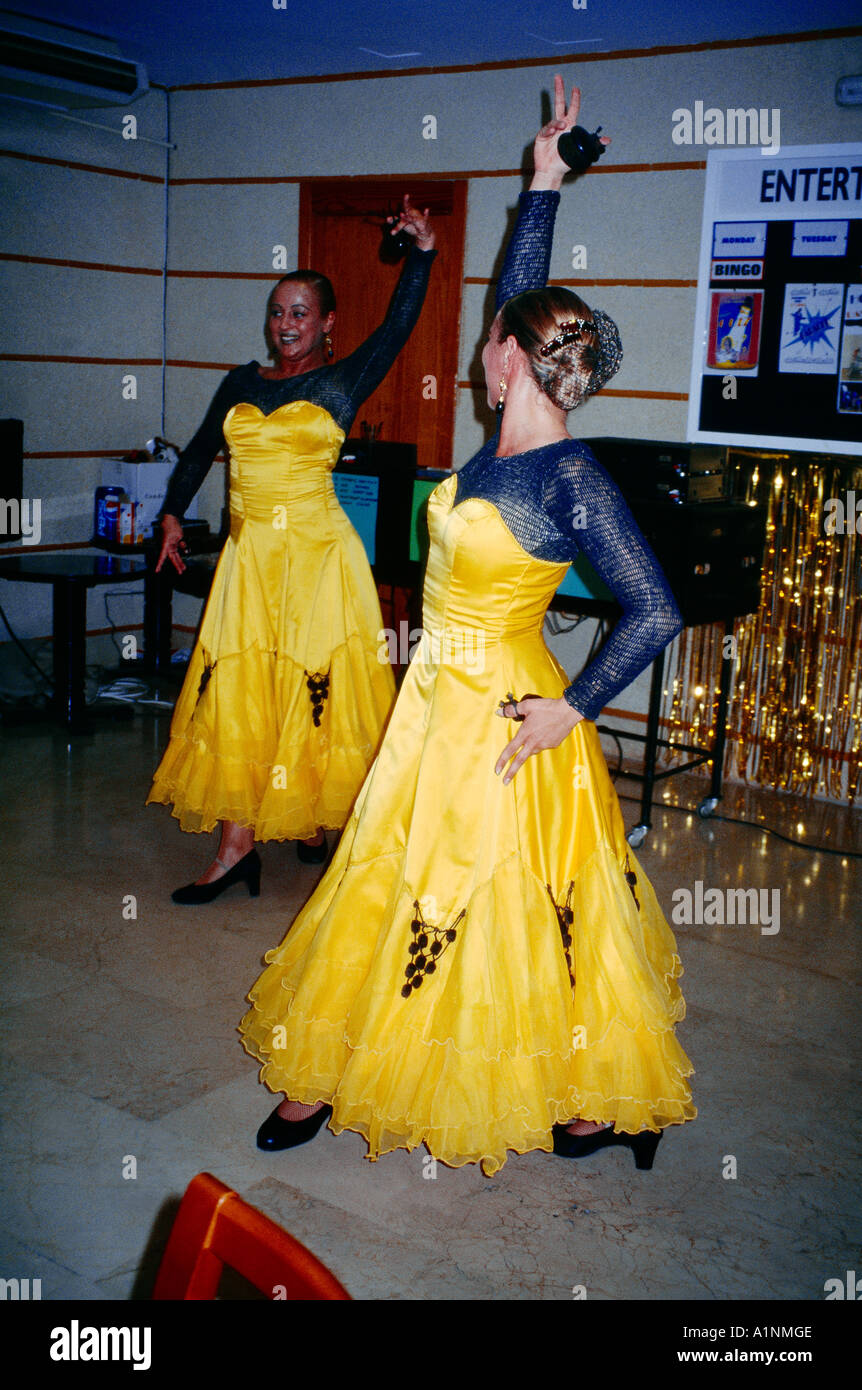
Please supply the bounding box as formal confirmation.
[4,0,860,88]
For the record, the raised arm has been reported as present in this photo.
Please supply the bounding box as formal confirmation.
[334,195,437,414]
[496,78,610,310]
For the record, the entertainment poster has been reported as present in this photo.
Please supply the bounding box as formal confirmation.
[687,144,862,454]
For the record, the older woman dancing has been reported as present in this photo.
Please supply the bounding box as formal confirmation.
[148,197,436,900]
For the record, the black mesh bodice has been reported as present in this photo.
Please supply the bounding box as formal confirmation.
[161,245,436,520]
[454,191,682,720]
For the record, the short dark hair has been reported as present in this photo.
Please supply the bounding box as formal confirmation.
[271,271,336,317]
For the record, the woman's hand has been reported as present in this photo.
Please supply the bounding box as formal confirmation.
[388,193,435,251]
[530,75,610,191]
[494,695,583,784]
[155,513,187,574]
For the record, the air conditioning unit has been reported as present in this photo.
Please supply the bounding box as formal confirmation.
[0,10,148,109]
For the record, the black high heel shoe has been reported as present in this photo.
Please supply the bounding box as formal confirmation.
[256,1103,333,1151]
[296,834,328,865]
[171,849,261,904]
[552,1122,663,1170]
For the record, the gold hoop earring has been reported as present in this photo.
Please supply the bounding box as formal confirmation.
[324,333,334,360]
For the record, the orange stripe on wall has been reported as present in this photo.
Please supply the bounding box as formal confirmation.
[0,149,162,183]
[1,258,698,289]
[170,160,707,187]
[0,252,162,276]
[458,381,688,401]
[0,354,162,366]
[464,275,698,289]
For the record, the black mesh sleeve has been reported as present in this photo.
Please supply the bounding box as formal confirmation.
[544,452,683,720]
[160,372,239,520]
[495,191,560,310]
[159,245,436,523]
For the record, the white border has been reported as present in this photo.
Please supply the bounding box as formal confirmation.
[686,143,862,456]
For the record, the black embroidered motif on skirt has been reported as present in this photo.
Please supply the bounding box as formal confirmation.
[402,900,465,998]
[546,881,575,987]
[195,659,216,708]
[304,669,330,726]
[624,853,640,910]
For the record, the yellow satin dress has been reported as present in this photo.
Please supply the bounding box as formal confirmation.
[147,401,396,841]
[239,473,695,1174]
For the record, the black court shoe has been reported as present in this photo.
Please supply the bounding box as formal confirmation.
[256,1103,333,1151]
[296,834,328,865]
[171,849,261,904]
[552,1123,662,1170]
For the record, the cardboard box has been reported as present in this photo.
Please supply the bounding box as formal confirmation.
[101,459,197,537]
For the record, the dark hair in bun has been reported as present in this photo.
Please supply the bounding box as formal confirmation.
[497,286,622,410]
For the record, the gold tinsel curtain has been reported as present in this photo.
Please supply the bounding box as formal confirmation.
[661,452,862,805]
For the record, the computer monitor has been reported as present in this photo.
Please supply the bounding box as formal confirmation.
[334,446,615,608]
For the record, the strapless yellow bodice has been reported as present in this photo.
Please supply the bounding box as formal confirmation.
[223,401,346,535]
[422,473,569,644]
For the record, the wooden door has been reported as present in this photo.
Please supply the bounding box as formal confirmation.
[298,180,466,472]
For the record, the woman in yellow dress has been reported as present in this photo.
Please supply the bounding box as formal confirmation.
[147,198,436,901]
[239,79,696,1174]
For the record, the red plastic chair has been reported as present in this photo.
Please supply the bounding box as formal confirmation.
[152,1172,351,1300]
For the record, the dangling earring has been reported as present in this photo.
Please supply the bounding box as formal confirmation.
[496,377,507,414]
[324,333,334,360]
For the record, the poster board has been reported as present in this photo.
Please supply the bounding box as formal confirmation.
[687,144,862,456]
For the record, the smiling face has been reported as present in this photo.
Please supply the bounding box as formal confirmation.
[266,281,335,374]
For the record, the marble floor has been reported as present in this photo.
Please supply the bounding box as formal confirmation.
[0,709,859,1302]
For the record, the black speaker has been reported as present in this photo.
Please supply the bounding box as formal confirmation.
[629,500,767,625]
[581,437,767,625]
[0,419,24,544]
[583,436,729,504]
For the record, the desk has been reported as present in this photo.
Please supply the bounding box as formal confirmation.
[0,549,148,732]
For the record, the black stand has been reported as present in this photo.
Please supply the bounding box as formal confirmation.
[596,617,735,847]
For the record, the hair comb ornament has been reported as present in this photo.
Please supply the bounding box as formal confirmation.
[540,318,596,357]
[538,312,623,398]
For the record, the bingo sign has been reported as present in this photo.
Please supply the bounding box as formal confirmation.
[688,144,862,454]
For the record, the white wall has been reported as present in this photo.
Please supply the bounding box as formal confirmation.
[3,30,861,746]
[164,32,861,741]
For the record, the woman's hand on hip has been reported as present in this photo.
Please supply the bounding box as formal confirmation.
[155,513,187,574]
[495,695,583,783]
[389,193,435,251]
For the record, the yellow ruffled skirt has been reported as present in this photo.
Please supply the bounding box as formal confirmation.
[240,479,695,1173]
[239,642,695,1174]
[147,500,395,841]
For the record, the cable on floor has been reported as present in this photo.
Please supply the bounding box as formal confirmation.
[616,790,862,860]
